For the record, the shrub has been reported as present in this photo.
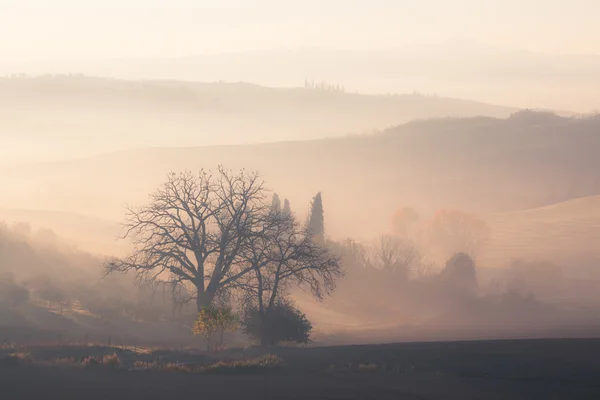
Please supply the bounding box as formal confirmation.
[102,353,122,369]
[242,302,312,346]
[8,352,33,365]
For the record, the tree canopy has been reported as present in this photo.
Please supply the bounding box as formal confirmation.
[105,168,342,314]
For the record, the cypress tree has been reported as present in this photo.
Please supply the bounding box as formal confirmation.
[271,193,282,214]
[283,199,291,215]
[307,192,324,242]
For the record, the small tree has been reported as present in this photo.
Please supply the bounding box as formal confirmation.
[242,300,312,346]
[193,305,238,354]
[237,211,341,346]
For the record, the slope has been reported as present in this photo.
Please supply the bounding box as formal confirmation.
[0,75,517,162]
[2,112,600,242]
[486,195,600,267]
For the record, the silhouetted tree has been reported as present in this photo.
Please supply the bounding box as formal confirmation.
[373,234,420,281]
[236,211,341,346]
[307,192,325,242]
[105,167,272,311]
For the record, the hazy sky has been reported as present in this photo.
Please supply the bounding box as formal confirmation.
[1,0,599,60]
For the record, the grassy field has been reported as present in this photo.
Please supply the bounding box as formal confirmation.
[2,338,600,399]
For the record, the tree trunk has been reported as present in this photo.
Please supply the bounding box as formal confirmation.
[259,314,271,347]
[195,287,216,312]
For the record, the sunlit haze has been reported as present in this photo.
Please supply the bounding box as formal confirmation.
[2,0,600,57]
[2,2,600,399]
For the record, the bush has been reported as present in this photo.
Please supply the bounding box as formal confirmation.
[242,302,312,346]
[102,353,122,369]
[440,252,478,293]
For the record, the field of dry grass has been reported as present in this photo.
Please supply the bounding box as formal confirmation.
[2,339,600,399]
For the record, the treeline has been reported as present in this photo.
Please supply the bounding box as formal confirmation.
[0,166,581,348]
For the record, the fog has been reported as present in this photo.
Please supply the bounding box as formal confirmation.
[2,1,600,349]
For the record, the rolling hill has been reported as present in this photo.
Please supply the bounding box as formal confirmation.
[0,75,517,163]
[2,111,600,246]
[486,195,600,267]
[0,208,123,256]
[7,41,598,111]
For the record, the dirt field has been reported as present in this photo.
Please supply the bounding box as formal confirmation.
[2,338,600,400]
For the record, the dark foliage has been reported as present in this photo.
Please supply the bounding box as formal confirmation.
[242,302,312,346]
[440,252,478,293]
[307,192,325,242]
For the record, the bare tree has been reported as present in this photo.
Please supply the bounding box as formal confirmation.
[235,211,342,345]
[414,260,436,280]
[372,234,420,281]
[429,210,490,258]
[105,167,271,311]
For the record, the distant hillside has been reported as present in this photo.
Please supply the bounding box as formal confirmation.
[485,195,600,267]
[24,42,598,112]
[2,111,599,242]
[0,208,123,256]
[0,75,517,162]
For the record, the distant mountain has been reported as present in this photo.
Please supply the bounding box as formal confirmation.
[2,111,599,241]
